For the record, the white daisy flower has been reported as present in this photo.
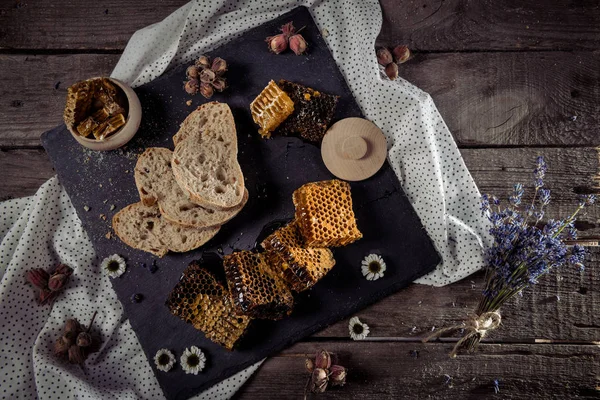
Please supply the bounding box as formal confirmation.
[154,349,176,372]
[180,346,206,375]
[101,254,126,278]
[349,316,370,340]
[361,254,386,281]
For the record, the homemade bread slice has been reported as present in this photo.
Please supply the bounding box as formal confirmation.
[172,102,237,148]
[112,202,219,257]
[134,147,248,227]
[172,103,245,210]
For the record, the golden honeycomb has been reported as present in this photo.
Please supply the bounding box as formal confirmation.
[277,80,339,142]
[293,179,363,247]
[166,262,251,350]
[250,80,294,138]
[223,251,294,320]
[261,221,336,292]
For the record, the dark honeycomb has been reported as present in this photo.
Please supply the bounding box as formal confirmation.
[261,221,336,292]
[166,262,251,350]
[277,80,339,142]
[293,179,363,247]
[223,251,294,320]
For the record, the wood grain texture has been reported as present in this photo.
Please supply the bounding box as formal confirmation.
[399,51,600,146]
[378,0,600,51]
[0,148,53,200]
[0,0,187,50]
[235,342,600,399]
[2,51,599,147]
[0,54,120,147]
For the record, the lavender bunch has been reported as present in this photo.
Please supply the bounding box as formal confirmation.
[425,156,596,357]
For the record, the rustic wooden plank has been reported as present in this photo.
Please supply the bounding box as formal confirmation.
[0,0,187,50]
[236,342,600,399]
[0,54,120,147]
[1,51,599,147]
[378,0,600,51]
[2,148,599,343]
[399,51,600,146]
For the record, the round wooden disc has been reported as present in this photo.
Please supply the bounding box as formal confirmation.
[321,118,387,181]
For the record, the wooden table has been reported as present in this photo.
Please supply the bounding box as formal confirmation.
[1,1,599,398]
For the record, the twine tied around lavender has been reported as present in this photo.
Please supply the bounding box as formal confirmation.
[422,311,502,358]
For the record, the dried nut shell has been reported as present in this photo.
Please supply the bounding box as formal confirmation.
[385,62,399,80]
[392,45,410,64]
[195,55,211,69]
[68,344,86,364]
[200,82,214,99]
[211,57,227,75]
[376,47,393,66]
[199,69,216,84]
[186,65,199,79]
[76,332,93,347]
[54,336,70,356]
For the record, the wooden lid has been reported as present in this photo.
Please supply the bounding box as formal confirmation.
[321,118,387,181]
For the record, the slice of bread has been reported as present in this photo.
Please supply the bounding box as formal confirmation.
[172,103,245,210]
[112,202,219,257]
[134,147,248,228]
[172,102,237,148]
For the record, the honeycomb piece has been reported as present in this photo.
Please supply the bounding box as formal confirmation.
[64,80,96,134]
[76,116,99,138]
[250,80,294,138]
[166,262,251,350]
[223,251,294,320]
[293,179,363,247]
[277,80,339,142]
[261,221,336,292]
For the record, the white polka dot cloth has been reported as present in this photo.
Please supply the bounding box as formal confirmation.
[1,0,491,399]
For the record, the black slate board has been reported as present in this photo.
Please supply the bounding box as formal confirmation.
[41,7,440,400]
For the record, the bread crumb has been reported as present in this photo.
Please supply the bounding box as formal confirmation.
[103,199,108,204]
[186,100,192,106]
[99,214,106,221]
[99,183,103,188]
[105,232,112,239]
[125,170,129,174]
[110,204,115,211]
[84,205,90,211]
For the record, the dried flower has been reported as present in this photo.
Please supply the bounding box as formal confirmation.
[376,47,393,66]
[195,55,211,70]
[361,254,386,281]
[200,82,214,99]
[199,68,216,84]
[154,348,176,372]
[101,254,126,278]
[311,368,328,393]
[385,62,399,81]
[48,273,69,291]
[76,332,92,347]
[184,79,199,95]
[266,34,288,54]
[329,365,347,387]
[211,57,227,75]
[314,350,331,369]
[26,268,49,290]
[289,34,307,55]
[211,78,227,92]
[392,45,411,64]
[305,358,314,373]
[181,346,206,375]
[68,344,86,364]
[39,289,59,305]
[186,65,199,79]
[281,21,295,36]
[64,319,81,334]
[54,337,70,356]
[349,316,370,340]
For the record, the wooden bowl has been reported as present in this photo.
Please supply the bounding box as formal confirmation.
[67,78,142,151]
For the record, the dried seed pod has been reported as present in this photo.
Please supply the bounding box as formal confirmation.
[329,365,347,386]
[184,79,199,95]
[376,47,393,66]
[195,55,211,70]
[289,34,307,55]
[310,368,328,393]
[26,268,49,290]
[64,319,81,334]
[54,264,73,276]
[48,273,69,291]
[76,332,93,347]
[39,289,59,305]
[54,336,70,356]
[385,62,399,80]
[314,350,331,369]
[392,45,410,64]
[266,34,288,54]
[305,358,315,373]
[68,344,86,364]
[199,82,214,99]
[211,78,227,92]
[211,57,227,75]
[199,68,216,84]
[186,65,199,80]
